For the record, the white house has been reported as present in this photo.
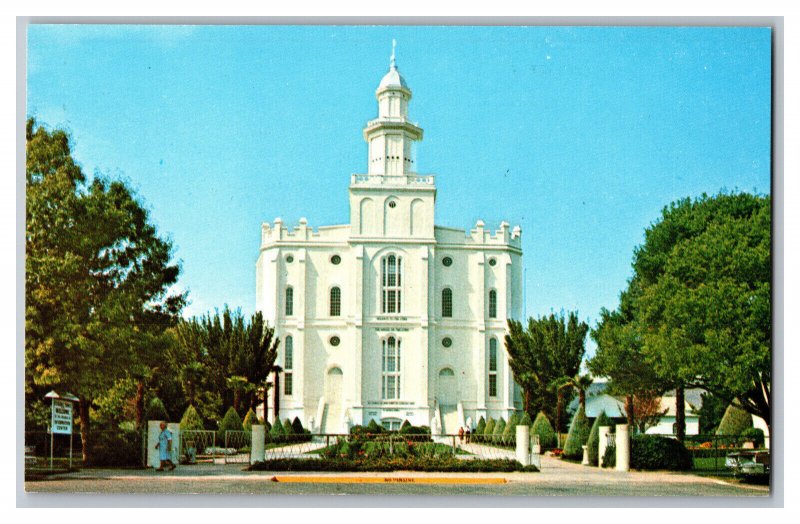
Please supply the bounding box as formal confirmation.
[255,49,524,434]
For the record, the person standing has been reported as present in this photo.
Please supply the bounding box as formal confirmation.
[155,421,176,471]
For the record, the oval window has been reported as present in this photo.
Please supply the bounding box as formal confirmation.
[330,336,341,347]
[442,257,453,267]
[388,200,397,209]
[286,255,294,263]
[488,257,497,267]
[442,337,452,348]
[331,255,341,265]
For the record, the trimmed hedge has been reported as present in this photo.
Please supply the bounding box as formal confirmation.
[493,417,506,439]
[88,429,142,467]
[531,412,557,450]
[476,417,486,436]
[716,404,753,436]
[179,405,204,431]
[602,443,616,469]
[248,456,539,473]
[563,406,591,461]
[586,411,611,466]
[741,427,765,448]
[483,418,496,441]
[503,413,519,443]
[631,435,692,471]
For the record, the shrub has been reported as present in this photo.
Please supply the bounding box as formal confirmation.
[269,417,285,442]
[400,424,430,436]
[218,407,244,440]
[291,416,304,435]
[242,408,257,433]
[248,456,539,473]
[741,427,765,448]
[631,435,692,471]
[586,411,612,466]
[400,419,412,433]
[366,419,383,433]
[518,412,532,428]
[476,416,486,436]
[179,405,204,431]
[483,418,495,442]
[716,404,753,436]
[602,442,616,468]
[492,418,506,445]
[89,429,142,467]
[283,418,295,435]
[503,413,519,444]
[144,397,169,422]
[562,405,591,461]
[531,412,557,450]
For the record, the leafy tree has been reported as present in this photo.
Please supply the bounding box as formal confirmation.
[586,411,611,465]
[698,391,728,434]
[180,405,205,431]
[505,312,589,431]
[631,391,668,435]
[562,405,591,460]
[716,404,753,435]
[25,118,184,463]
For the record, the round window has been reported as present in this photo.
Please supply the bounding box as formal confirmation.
[330,336,340,347]
[286,255,294,263]
[442,337,452,348]
[331,255,341,265]
[388,200,397,209]
[488,257,497,267]
[442,256,453,267]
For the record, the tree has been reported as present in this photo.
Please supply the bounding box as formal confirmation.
[531,412,557,450]
[562,405,591,461]
[505,311,589,430]
[25,118,184,463]
[180,405,205,431]
[630,391,667,435]
[634,193,771,435]
[698,391,728,434]
[586,411,612,465]
[218,406,243,441]
[716,404,753,435]
[242,408,257,433]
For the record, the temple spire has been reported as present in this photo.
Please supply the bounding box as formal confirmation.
[390,39,397,69]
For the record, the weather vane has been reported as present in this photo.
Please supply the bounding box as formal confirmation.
[390,39,397,68]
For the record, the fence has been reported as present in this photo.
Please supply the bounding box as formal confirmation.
[680,434,770,474]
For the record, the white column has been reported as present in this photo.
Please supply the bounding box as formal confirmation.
[515,425,530,466]
[250,425,265,464]
[615,424,630,472]
[598,426,611,468]
[146,420,162,468]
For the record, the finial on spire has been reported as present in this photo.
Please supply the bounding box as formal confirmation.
[390,39,397,69]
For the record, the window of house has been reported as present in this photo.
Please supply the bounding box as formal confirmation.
[284,335,293,396]
[381,255,402,314]
[489,289,497,319]
[382,336,401,400]
[330,286,341,316]
[381,418,402,431]
[442,288,453,318]
[488,337,498,397]
[285,286,294,316]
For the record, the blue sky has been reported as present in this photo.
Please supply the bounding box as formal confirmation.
[26,25,772,355]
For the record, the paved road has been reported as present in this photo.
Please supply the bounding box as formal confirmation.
[25,455,769,497]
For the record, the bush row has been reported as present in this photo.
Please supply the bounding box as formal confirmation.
[248,456,539,473]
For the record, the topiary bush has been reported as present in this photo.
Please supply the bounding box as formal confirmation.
[518,412,532,428]
[475,417,486,441]
[562,405,591,461]
[503,413,519,445]
[283,418,295,436]
[400,419,412,433]
[483,417,495,443]
[630,435,692,471]
[491,417,506,445]
[291,416,304,435]
[602,442,616,468]
[269,417,285,442]
[716,404,753,436]
[586,411,612,466]
[242,408,257,433]
[89,428,143,467]
[531,412,557,450]
[179,405,204,431]
[366,419,384,433]
[218,407,244,441]
[144,397,169,422]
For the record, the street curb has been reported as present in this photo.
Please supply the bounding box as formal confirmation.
[270,475,508,484]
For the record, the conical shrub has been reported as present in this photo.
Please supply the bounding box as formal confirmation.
[503,413,519,445]
[179,405,204,431]
[563,405,591,460]
[218,406,243,441]
[492,417,506,445]
[144,397,169,422]
[518,412,532,427]
[531,412,557,450]
[291,416,304,435]
[586,411,611,465]
[242,408,257,433]
[483,417,496,443]
[716,404,753,435]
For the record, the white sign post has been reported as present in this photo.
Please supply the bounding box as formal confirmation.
[46,392,77,470]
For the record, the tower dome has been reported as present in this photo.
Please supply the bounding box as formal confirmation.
[376,40,410,93]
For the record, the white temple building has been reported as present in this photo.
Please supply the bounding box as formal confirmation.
[256,47,523,434]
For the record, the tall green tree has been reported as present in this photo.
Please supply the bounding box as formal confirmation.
[25,119,183,462]
[505,311,589,431]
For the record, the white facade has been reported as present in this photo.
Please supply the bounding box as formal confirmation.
[256,52,523,434]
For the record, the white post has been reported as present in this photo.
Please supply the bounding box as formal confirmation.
[251,425,265,465]
[516,425,530,466]
[598,426,610,468]
[167,423,181,466]
[581,444,589,465]
[146,420,162,468]
[615,424,630,472]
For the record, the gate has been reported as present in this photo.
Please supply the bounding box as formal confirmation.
[223,430,251,464]
[179,430,219,464]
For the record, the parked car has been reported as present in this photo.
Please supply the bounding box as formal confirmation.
[725,450,769,481]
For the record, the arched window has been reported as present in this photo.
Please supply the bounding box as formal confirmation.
[488,289,497,319]
[381,254,403,314]
[382,336,401,399]
[441,288,453,318]
[285,286,294,316]
[284,335,293,396]
[439,367,455,377]
[330,286,341,316]
[488,338,498,398]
